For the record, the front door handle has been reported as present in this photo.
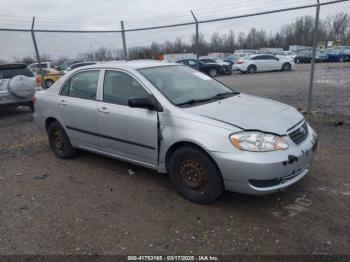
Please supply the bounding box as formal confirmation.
[98,107,109,113]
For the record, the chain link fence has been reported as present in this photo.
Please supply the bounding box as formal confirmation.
[0,0,349,120]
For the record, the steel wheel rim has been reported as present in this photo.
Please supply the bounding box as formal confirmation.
[177,159,208,192]
[53,129,65,150]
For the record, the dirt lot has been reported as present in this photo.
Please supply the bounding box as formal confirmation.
[0,63,349,256]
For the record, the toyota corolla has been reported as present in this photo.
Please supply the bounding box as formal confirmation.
[33,60,317,204]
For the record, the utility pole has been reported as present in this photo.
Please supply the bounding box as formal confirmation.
[191,10,199,71]
[307,0,321,112]
[31,17,46,89]
[121,20,128,60]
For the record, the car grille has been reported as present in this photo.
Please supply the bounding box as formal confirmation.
[288,121,309,144]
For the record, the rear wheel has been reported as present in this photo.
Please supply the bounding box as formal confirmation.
[48,121,77,159]
[168,146,224,204]
[247,65,257,74]
[282,63,291,71]
[28,102,34,112]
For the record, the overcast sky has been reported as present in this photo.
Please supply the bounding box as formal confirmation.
[0,0,346,61]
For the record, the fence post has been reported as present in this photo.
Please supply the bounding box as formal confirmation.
[121,21,128,60]
[30,17,46,89]
[190,10,199,71]
[307,0,320,113]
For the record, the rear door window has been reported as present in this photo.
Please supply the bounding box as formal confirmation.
[60,70,100,100]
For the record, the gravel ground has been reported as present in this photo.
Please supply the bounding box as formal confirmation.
[0,63,349,256]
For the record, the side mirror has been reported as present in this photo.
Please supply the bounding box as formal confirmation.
[128,97,158,111]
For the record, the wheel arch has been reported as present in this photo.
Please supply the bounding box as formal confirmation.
[45,117,59,132]
[164,141,222,178]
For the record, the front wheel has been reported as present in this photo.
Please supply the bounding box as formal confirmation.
[168,146,224,204]
[48,121,77,159]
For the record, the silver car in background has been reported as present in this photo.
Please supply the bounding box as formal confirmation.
[33,60,317,204]
[0,63,38,111]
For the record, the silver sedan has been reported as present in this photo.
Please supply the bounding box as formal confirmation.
[33,60,317,204]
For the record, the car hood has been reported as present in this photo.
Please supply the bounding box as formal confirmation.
[185,93,304,135]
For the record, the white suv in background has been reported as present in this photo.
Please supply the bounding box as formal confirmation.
[233,54,296,73]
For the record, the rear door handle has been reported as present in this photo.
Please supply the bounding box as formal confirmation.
[98,107,109,113]
[58,99,67,106]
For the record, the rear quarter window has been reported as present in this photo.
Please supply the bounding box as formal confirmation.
[0,67,34,79]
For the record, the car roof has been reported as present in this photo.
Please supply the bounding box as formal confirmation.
[79,60,179,70]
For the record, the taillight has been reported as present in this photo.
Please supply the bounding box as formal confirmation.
[237,60,245,64]
[36,75,42,87]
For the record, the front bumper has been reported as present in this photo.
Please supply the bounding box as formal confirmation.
[210,125,317,195]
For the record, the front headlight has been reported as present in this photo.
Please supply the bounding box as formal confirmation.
[230,132,289,152]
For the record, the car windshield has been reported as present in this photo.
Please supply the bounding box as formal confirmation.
[138,65,238,106]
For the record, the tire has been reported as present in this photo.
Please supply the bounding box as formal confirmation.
[247,65,257,74]
[28,101,34,112]
[47,121,77,159]
[168,146,224,204]
[282,63,291,71]
[209,68,217,77]
[45,79,54,88]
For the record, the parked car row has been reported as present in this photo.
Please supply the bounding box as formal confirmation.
[294,48,350,63]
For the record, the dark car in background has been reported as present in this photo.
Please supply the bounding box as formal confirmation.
[176,59,221,77]
[64,61,98,73]
[199,58,232,75]
[326,49,350,62]
[295,50,330,63]
[294,51,312,63]
[223,54,238,65]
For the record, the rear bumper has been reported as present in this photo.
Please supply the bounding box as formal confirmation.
[210,126,317,195]
[0,94,32,105]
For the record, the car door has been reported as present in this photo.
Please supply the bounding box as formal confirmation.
[268,55,281,70]
[96,69,158,167]
[251,55,264,71]
[58,70,101,149]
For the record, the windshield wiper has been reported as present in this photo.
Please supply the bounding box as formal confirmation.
[176,91,239,106]
[176,98,212,106]
[211,91,239,99]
